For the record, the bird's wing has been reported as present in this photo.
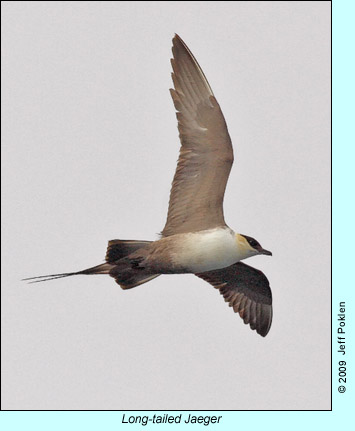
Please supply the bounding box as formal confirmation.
[161,34,234,237]
[196,262,272,337]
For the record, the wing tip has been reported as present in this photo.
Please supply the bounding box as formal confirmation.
[173,33,183,43]
[256,304,273,337]
[170,33,214,100]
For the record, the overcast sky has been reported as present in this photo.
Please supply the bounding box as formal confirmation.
[2,1,330,410]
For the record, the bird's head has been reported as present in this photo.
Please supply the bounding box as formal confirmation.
[235,233,272,259]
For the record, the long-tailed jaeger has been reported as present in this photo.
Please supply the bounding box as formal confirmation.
[25,35,273,337]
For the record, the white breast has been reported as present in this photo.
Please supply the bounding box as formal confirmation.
[172,227,242,273]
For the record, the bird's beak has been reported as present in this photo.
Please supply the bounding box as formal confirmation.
[260,248,272,256]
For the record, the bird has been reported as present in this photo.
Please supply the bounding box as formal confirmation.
[25,34,273,337]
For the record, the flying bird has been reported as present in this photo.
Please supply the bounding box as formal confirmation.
[25,35,273,337]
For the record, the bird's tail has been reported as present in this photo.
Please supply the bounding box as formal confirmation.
[24,239,160,288]
[105,239,152,263]
[23,262,114,284]
[105,239,160,289]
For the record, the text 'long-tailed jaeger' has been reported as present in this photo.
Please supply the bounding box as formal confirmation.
[25,35,273,337]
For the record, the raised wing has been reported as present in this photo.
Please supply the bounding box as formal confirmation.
[196,262,272,337]
[161,34,233,237]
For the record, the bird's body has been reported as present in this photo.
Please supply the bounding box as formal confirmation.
[126,228,245,274]
[26,35,273,337]
[163,227,244,273]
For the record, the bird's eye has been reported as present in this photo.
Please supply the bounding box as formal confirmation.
[248,238,259,248]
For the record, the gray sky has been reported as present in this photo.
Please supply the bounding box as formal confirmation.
[2,1,331,410]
